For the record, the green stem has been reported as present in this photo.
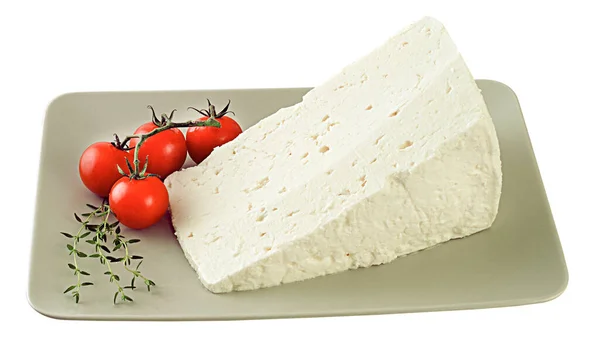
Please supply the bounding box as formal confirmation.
[123,110,220,178]
[70,206,102,301]
[72,218,89,291]
[124,265,150,282]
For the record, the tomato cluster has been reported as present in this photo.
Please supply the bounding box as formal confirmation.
[78,101,242,230]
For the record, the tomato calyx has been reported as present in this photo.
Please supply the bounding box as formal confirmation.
[188,99,235,120]
[148,105,177,128]
[111,133,134,151]
[117,154,159,180]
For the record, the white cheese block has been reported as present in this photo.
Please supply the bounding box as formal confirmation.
[165,17,502,293]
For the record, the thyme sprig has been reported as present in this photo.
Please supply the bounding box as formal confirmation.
[60,204,101,303]
[61,200,155,304]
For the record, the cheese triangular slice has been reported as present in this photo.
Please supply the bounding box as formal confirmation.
[165,17,502,293]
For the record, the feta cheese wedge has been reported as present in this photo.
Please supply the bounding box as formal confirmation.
[165,17,502,293]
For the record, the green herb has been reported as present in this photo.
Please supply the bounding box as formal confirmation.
[61,204,103,303]
[61,199,155,304]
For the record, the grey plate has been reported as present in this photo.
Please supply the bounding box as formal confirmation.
[27,80,568,321]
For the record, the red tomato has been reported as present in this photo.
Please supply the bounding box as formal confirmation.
[108,176,169,230]
[186,100,243,164]
[79,142,133,197]
[129,122,187,179]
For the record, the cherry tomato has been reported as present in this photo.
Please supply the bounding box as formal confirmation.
[109,176,169,230]
[79,142,133,197]
[186,100,242,164]
[129,121,187,180]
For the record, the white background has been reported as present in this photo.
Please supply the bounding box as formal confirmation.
[2,0,598,348]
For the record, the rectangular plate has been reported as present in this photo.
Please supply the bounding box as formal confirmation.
[28,80,568,320]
